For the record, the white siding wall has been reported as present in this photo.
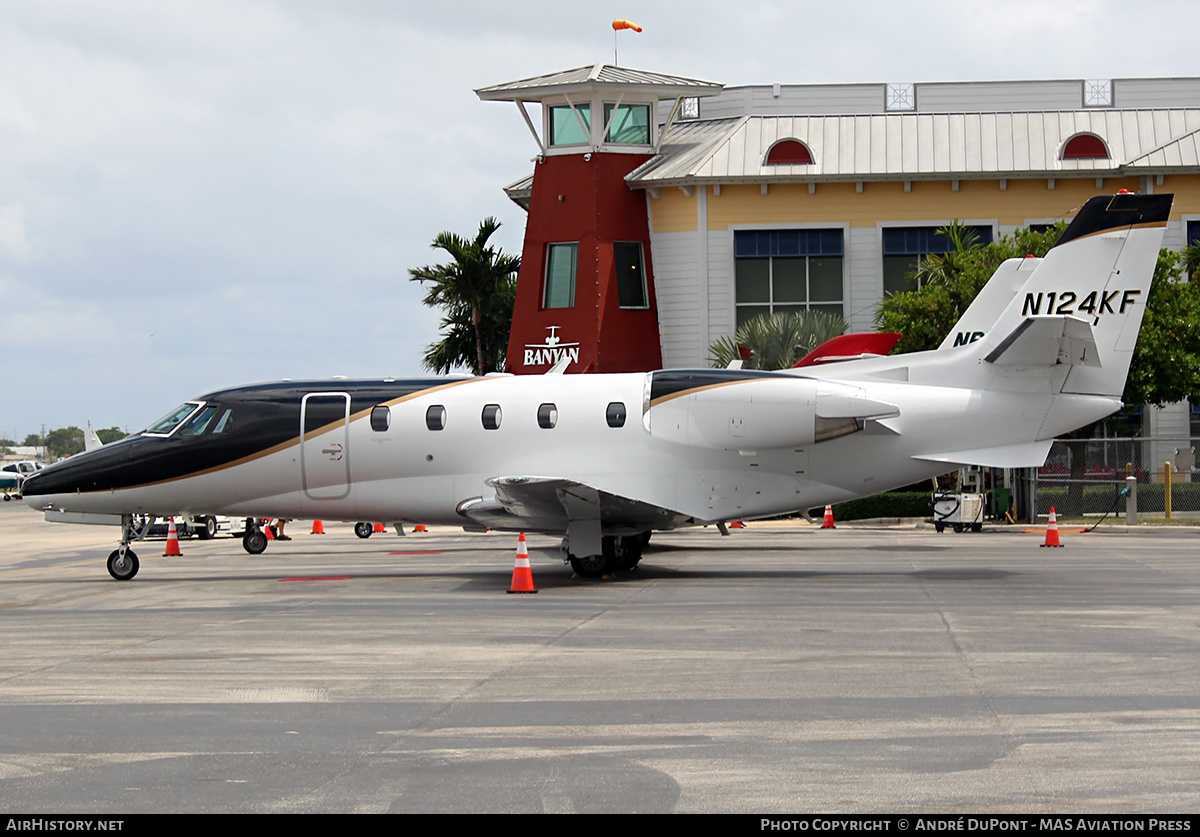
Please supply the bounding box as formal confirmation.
[1114,78,1200,108]
[707,229,735,357]
[700,84,884,119]
[845,227,882,332]
[649,229,704,367]
[915,80,1084,112]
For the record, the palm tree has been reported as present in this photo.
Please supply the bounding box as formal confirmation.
[409,217,520,375]
[708,309,848,370]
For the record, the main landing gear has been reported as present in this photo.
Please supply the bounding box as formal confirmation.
[562,533,649,579]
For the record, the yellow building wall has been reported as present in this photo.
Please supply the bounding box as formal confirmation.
[649,175,1200,234]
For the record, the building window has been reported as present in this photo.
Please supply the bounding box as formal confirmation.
[425,405,446,431]
[1188,221,1200,247]
[614,242,647,308]
[765,139,813,165]
[370,405,390,432]
[882,226,994,295]
[604,103,650,144]
[606,402,627,428]
[733,229,844,326]
[1083,80,1112,107]
[481,404,502,430]
[544,243,577,308]
[680,97,700,120]
[1061,133,1109,160]
[538,403,558,429]
[549,104,591,146]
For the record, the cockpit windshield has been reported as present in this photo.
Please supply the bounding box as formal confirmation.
[144,402,203,436]
[177,405,219,436]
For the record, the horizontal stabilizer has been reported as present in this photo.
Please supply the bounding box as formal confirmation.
[913,439,1054,468]
[984,315,1100,368]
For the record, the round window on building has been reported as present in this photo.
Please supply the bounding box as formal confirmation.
[606,402,626,428]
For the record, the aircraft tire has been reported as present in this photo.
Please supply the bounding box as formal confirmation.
[354,522,373,539]
[604,535,643,572]
[197,516,217,540]
[953,523,964,534]
[107,549,140,581]
[243,530,268,555]
[568,552,610,578]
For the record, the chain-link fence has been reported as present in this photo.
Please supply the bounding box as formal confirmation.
[1033,437,1200,520]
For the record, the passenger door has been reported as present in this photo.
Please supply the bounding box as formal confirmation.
[300,392,351,500]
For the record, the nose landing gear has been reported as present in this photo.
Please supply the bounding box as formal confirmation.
[106,514,153,580]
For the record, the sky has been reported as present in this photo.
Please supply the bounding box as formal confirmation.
[2,0,1198,440]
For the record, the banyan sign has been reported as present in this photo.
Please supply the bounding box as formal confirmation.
[522,326,580,369]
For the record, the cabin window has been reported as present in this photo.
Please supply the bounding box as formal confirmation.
[548,104,591,146]
[544,243,578,308]
[603,103,650,145]
[481,404,502,430]
[370,405,391,432]
[881,225,994,295]
[426,405,446,431]
[606,402,626,428]
[734,229,845,326]
[538,403,558,429]
[614,241,647,308]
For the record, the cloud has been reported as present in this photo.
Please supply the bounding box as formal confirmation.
[0,204,31,261]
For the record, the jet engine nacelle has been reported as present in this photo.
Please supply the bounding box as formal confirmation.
[647,375,901,451]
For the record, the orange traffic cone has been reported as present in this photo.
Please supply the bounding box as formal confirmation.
[821,504,836,529]
[264,519,276,540]
[414,524,427,533]
[163,517,182,556]
[507,532,537,594]
[310,520,325,535]
[373,522,385,533]
[1041,506,1064,547]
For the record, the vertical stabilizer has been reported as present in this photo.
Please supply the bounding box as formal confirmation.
[980,193,1171,397]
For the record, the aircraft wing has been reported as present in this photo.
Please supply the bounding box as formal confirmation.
[984,315,1101,368]
[456,476,693,541]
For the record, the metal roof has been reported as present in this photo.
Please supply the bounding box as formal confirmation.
[625,108,1200,186]
[476,63,723,102]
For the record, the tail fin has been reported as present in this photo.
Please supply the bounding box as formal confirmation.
[939,255,1043,350]
[978,192,1171,397]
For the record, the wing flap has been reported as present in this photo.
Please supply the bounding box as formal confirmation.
[456,476,692,536]
[913,439,1054,468]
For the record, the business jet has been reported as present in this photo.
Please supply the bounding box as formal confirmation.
[23,192,1171,580]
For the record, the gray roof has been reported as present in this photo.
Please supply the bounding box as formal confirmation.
[625,108,1200,186]
[476,63,723,102]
